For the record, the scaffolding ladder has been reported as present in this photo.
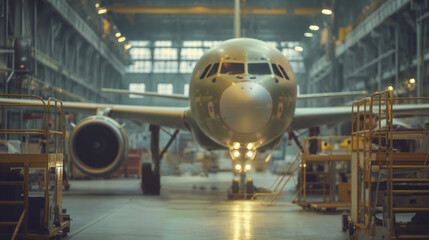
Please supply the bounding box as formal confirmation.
[348,90,429,239]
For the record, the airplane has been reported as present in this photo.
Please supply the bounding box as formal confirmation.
[1,38,428,195]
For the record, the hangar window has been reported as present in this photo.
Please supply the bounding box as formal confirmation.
[128,40,150,47]
[181,48,204,60]
[271,64,283,78]
[129,83,145,98]
[129,48,151,60]
[199,64,212,79]
[184,83,189,96]
[206,63,219,77]
[183,41,202,47]
[154,48,177,60]
[153,61,178,73]
[154,41,172,47]
[127,61,151,73]
[203,41,222,48]
[179,61,197,73]
[157,83,173,95]
[247,63,271,75]
[278,65,290,80]
[220,62,244,75]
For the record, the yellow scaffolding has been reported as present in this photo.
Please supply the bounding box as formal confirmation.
[348,90,429,239]
[293,136,352,211]
[0,94,70,240]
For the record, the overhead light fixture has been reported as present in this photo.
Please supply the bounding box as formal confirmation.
[118,36,126,43]
[294,46,303,52]
[309,25,320,31]
[321,9,333,15]
[115,32,121,37]
[388,86,394,91]
[304,32,313,37]
[97,8,107,14]
[409,78,416,84]
[124,44,132,50]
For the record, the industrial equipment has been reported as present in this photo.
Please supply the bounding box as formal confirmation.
[0,94,70,240]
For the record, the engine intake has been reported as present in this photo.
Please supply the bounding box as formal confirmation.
[69,116,128,177]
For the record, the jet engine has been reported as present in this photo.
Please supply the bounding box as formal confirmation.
[68,116,128,177]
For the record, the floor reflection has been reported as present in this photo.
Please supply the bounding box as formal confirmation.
[231,202,254,240]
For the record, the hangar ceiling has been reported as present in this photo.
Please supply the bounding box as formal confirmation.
[99,0,333,41]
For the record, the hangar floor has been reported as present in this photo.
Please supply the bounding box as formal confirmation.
[61,172,349,240]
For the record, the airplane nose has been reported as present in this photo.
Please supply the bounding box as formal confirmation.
[219,82,273,134]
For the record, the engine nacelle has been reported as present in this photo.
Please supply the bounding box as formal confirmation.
[68,116,128,177]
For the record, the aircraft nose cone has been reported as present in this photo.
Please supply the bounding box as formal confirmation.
[219,82,273,133]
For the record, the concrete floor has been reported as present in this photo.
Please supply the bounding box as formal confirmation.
[61,172,349,240]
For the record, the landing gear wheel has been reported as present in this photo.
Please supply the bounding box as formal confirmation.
[246,179,254,194]
[141,163,160,195]
[232,178,239,194]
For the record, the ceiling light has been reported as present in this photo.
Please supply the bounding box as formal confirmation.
[294,46,303,52]
[309,25,320,31]
[115,32,121,37]
[321,9,333,15]
[409,78,415,84]
[304,32,313,37]
[97,8,107,14]
[118,36,126,43]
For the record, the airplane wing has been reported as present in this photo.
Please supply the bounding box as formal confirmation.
[0,98,189,130]
[292,103,429,129]
[103,88,367,101]
[102,88,189,100]
[298,90,368,100]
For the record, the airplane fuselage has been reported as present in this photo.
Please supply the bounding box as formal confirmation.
[188,38,297,165]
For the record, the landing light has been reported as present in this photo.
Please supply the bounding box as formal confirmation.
[233,150,240,158]
[245,164,251,171]
[321,9,333,15]
[235,164,242,171]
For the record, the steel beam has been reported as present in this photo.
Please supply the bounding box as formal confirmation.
[33,48,111,103]
[336,0,410,57]
[107,5,325,16]
[45,0,126,75]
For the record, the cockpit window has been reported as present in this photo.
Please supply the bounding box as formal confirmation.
[199,64,212,79]
[271,64,283,78]
[278,65,290,80]
[220,62,245,75]
[206,63,219,77]
[248,63,271,75]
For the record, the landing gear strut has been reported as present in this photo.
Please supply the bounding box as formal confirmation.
[141,125,179,195]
